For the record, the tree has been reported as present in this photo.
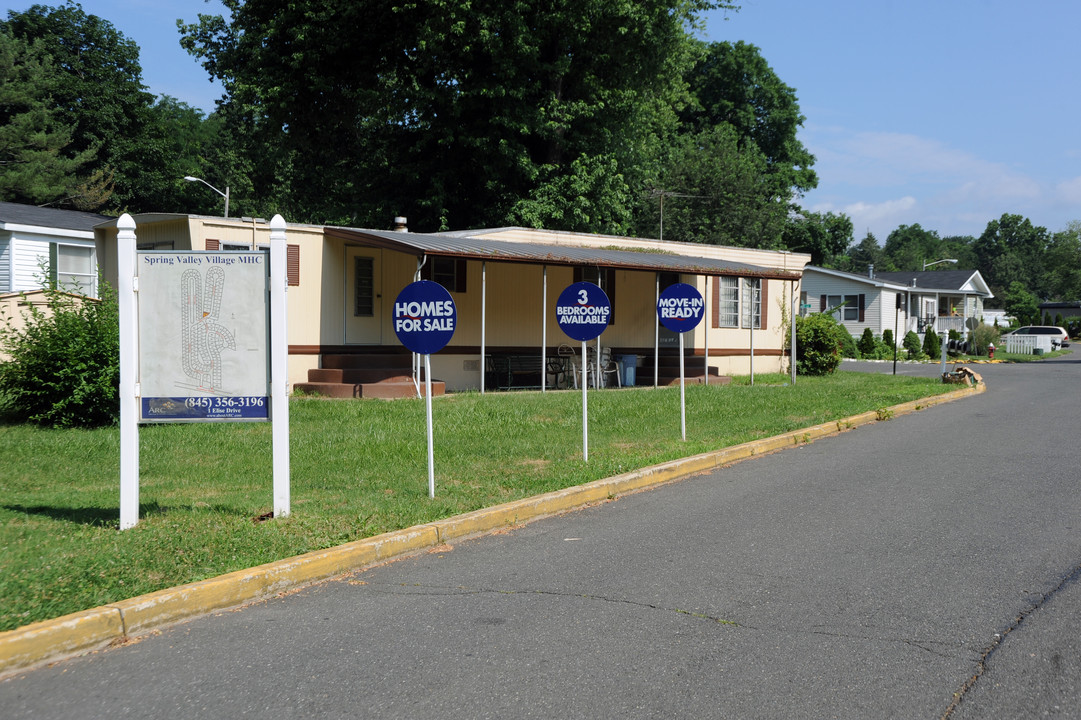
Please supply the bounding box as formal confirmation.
[881,224,944,272]
[782,210,853,265]
[180,0,736,232]
[0,28,106,207]
[680,40,817,200]
[1001,281,1039,326]
[838,231,885,273]
[4,1,164,212]
[635,124,788,246]
[1043,223,1081,302]
[973,214,1050,301]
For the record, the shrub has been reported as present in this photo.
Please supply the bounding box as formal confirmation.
[882,329,894,348]
[839,329,859,359]
[903,331,923,360]
[0,282,119,427]
[791,313,843,375]
[857,328,877,356]
[922,327,941,359]
[971,323,1000,356]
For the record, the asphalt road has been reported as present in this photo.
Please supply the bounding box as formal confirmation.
[4,354,1081,719]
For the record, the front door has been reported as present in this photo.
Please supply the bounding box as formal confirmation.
[345,247,382,344]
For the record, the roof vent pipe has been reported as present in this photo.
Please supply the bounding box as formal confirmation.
[393,216,408,232]
[912,278,917,287]
[868,264,874,279]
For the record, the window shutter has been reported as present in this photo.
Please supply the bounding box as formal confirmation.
[759,279,769,328]
[287,244,300,286]
[455,259,467,293]
[820,294,827,311]
[205,239,220,250]
[48,242,58,286]
[858,294,866,323]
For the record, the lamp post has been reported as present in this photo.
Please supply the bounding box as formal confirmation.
[922,258,957,270]
[183,176,230,218]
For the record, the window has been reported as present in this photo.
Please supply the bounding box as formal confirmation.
[713,276,739,328]
[825,293,863,322]
[422,257,467,293]
[50,243,97,297]
[742,279,762,329]
[354,256,374,317]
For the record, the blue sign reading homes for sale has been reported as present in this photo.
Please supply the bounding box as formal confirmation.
[393,280,457,354]
[657,282,705,333]
[556,281,611,342]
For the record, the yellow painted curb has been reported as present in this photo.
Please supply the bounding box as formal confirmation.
[0,382,982,675]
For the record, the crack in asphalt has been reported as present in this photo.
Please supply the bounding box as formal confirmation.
[940,561,1081,719]
[358,581,973,658]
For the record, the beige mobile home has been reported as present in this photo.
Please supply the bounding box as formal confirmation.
[96,215,808,396]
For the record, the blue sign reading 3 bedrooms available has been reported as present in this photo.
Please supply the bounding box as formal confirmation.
[556,281,611,342]
[393,280,457,354]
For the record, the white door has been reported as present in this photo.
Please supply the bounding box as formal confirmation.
[345,247,382,344]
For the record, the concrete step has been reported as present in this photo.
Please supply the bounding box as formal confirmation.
[320,353,413,370]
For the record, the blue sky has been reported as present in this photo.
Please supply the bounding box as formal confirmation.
[5,0,1081,244]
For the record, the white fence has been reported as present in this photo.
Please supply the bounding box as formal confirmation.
[1004,335,1053,354]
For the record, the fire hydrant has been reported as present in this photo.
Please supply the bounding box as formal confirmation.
[988,343,995,360]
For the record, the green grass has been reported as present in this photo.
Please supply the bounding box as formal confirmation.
[0,371,956,631]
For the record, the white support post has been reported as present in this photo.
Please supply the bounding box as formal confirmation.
[654,273,659,388]
[269,215,290,518]
[790,280,797,384]
[481,261,487,394]
[542,265,548,392]
[118,214,139,530]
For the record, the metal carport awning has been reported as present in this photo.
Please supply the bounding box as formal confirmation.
[324,226,801,393]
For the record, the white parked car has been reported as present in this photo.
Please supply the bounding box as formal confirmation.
[1002,325,1070,348]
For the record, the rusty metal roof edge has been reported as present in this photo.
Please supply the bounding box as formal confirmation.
[323,226,801,279]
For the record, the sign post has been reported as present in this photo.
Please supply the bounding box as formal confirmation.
[657,282,705,440]
[393,280,457,498]
[118,215,288,529]
[555,282,610,461]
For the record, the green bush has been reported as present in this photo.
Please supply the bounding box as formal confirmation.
[791,313,843,375]
[903,331,924,360]
[882,329,894,348]
[922,327,941,358]
[0,283,119,428]
[839,329,859,358]
[971,323,1000,356]
[857,328,877,356]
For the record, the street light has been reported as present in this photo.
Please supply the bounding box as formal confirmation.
[183,176,230,218]
[922,258,957,270]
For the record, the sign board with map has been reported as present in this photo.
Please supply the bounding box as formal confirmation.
[137,251,269,422]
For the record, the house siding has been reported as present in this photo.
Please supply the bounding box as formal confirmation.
[0,236,9,292]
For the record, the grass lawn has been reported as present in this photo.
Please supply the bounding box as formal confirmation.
[0,371,958,632]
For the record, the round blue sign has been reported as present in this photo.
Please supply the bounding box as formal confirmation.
[657,282,705,333]
[393,280,457,354]
[556,282,611,342]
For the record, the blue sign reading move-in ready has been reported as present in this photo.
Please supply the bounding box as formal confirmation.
[393,280,457,354]
[556,281,611,341]
[657,282,705,333]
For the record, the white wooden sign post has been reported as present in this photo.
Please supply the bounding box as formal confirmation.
[117,213,290,529]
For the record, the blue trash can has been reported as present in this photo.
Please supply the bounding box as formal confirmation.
[617,354,637,386]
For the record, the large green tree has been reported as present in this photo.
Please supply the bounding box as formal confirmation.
[680,40,817,200]
[782,210,852,266]
[180,0,733,231]
[0,28,105,207]
[973,213,1050,301]
[3,1,177,213]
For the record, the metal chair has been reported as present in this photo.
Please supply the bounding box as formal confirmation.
[558,344,584,389]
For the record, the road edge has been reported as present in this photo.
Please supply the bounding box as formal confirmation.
[0,381,984,676]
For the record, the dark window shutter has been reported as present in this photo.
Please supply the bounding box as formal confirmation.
[455,259,467,293]
[759,279,769,328]
[205,239,220,250]
[287,244,300,286]
[858,294,866,322]
[820,294,827,311]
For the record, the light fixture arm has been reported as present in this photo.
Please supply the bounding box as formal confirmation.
[183,176,230,218]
